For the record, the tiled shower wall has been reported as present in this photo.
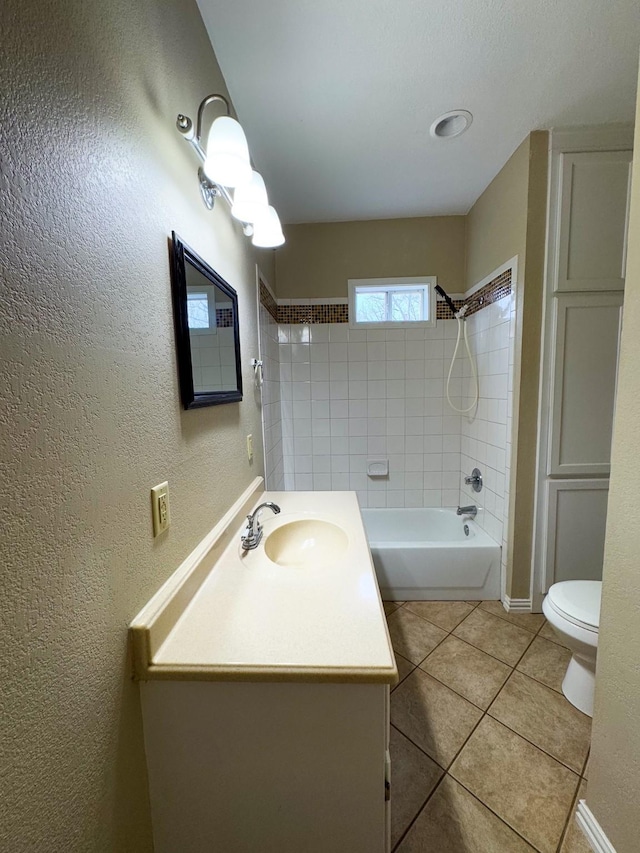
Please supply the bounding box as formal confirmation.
[278,321,464,507]
[258,285,284,490]
[458,294,516,573]
[259,270,516,551]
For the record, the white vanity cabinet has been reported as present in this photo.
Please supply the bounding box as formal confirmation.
[130,481,396,853]
[140,680,391,853]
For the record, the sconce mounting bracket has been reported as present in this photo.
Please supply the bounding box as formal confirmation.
[198,167,219,210]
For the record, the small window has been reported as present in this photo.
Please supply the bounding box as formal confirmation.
[187,287,217,334]
[187,293,211,328]
[348,277,437,328]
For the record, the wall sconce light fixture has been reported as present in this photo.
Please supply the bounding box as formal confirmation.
[176,94,285,248]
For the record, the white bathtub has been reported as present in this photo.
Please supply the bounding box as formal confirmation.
[361,508,501,601]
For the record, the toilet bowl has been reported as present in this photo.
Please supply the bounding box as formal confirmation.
[542,580,601,717]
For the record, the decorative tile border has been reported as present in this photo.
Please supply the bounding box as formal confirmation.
[463,268,512,318]
[435,269,512,319]
[259,281,279,322]
[278,304,349,324]
[260,269,511,324]
[215,308,234,328]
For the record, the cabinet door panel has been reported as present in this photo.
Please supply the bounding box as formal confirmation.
[550,293,622,476]
[556,150,632,292]
[546,480,609,585]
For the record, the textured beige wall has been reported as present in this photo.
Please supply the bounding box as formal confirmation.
[508,132,549,599]
[0,1,273,850]
[465,138,531,290]
[588,64,640,853]
[275,216,466,298]
[465,133,548,600]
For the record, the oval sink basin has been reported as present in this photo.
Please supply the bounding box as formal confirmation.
[264,519,348,567]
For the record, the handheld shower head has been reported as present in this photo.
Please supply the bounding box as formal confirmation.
[434,284,457,316]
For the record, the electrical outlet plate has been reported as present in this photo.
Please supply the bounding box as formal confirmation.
[151,481,170,536]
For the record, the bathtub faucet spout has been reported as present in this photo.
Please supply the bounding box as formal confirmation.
[457,505,478,519]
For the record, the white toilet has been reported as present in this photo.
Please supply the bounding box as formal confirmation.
[542,580,602,717]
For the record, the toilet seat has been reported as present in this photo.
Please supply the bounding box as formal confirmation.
[546,580,601,633]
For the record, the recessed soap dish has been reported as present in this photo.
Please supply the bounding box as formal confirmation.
[367,458,389,477]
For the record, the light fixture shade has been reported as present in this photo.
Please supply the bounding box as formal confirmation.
[231,171,269,222]
[251,206,285,248]
[203,116,252,188]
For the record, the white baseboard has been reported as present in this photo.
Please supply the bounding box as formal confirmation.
[576,800,617,853]
[501,595,533,613]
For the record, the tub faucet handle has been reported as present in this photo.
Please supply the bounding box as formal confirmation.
[464,468,483,493]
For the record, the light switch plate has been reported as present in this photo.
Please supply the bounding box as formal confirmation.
[246,434,253,461]
[151,481,170,536]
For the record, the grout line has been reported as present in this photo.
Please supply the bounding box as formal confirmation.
[445,703,487,770]
[451,774,551,853]
[466,715,582,785]
[390,600,582,852]
[581,748,590,779]
[477,600,545,634]
[391,772,446,852]
[485,671,590,775]
[451,718,581,853]
[395,621,497,770]
[389,723,447,772]
[464,605,542,642]
[393,671,552,848]
[407,631,451,670]
[390,655,416,692]
[515,666,566,696]
[444,630,528,668]
[391,610,534,702]
[439,613,527,768]
[555,782,580,853]
[416,644,507,711]
[533,629,570,651]
[402,600,479,634]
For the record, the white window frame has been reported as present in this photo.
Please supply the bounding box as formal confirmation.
[187,286,217,335]
[348,276,437,329]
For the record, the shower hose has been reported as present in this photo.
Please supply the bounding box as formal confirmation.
[446,307,479,414]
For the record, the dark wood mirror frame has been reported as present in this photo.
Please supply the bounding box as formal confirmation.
[170,232,243,409]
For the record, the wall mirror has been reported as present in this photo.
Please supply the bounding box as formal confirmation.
[170,232,243,409]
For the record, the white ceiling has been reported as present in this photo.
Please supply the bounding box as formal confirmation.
[196,0,639,223]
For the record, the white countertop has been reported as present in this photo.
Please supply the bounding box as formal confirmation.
[132,487,397,684]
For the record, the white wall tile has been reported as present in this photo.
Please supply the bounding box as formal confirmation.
[331,473,350,489]
[367,342,386,361]
[273,298,516,530]
[349,380,368,399]
[458,292,516,553]
[330,400,349,419]
[367,361,386,380]
[329,362,349,381]
[310,344,328,362]
[331,437,350,455]
[330,326,349,342]
[313,436,331,455]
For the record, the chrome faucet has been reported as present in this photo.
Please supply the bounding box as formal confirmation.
[241,501,281,551]
[464,468,483,493]
[457,505,478,519]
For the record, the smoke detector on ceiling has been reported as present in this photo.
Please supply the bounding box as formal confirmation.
[430,110,473,139]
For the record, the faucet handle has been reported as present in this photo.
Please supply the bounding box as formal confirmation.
[464,467,483,493]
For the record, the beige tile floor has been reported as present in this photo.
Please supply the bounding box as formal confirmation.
[385,600,591,853]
